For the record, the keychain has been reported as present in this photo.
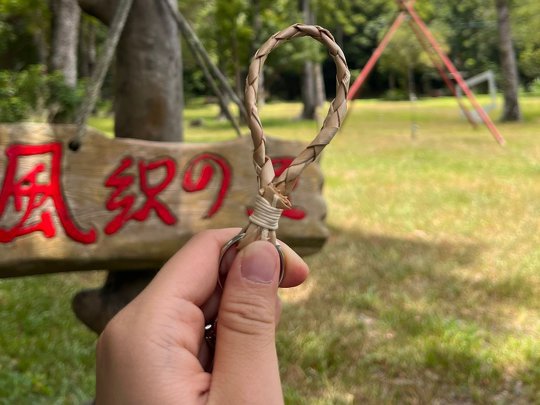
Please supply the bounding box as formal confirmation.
[204,23,350,366]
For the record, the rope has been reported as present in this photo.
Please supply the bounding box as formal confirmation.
[238,23,350,249]
[162,0,244,138]
[248,195,282,231]
[71,0,133,150]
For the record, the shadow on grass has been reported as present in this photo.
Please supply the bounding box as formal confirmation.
[278,226,539,403]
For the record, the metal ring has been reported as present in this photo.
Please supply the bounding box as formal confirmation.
[217,232,285,289]
[204,320,217,351]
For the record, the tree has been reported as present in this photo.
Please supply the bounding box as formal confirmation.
[300,0,324,120]
[214,0,251,99]
[78,0,184,141]
[494,0,521,121]
[511,0,540,87]
[250,0,266,105]
[78,16,98,78]
[0,0,51,68]
[73,0,184,333]
[50,0,81,87]
[379,29,429,94]
[430,0,498,74]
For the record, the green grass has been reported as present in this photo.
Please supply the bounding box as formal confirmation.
[0,272,103,403]
[2,96,540,403]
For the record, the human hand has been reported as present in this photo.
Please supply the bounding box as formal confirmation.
[95,228,309,404]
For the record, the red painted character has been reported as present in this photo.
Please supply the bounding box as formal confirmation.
[104,157,177,235]
[183,153,232,218]
[0,143,96,244]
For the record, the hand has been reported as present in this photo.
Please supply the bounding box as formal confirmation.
[95,228,309,404]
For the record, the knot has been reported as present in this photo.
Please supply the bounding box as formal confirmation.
[249,195,283,231]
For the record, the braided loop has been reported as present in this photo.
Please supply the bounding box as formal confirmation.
[239,23,350,248]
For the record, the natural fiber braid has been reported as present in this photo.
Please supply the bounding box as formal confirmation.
[239,23,350,249]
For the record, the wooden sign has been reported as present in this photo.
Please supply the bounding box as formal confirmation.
[0,123,328,277]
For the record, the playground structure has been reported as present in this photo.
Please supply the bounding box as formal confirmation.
[456,70,498,123]
[347,0,506,145]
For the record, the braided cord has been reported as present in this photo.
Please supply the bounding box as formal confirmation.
[246,24,349,195]
[239,24,350,248]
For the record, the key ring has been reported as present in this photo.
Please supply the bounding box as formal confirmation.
[217,232,286,290]
[204,23,349,363]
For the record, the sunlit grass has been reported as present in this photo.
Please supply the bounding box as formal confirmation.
[277,96,540,403]
[2,96,540,403]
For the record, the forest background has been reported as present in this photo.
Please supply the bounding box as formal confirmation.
[1,0,539,124]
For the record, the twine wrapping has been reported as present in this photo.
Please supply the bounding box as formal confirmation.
[238,23,350,249]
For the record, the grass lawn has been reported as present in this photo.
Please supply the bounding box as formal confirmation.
[1,96,539,403]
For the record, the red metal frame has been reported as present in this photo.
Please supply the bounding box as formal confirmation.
[348,12,407,99]
[406,20,478,128]
[347,0,505,145]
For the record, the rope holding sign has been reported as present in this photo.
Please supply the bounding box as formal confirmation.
[71,0,134,150]
[239,23,350,249]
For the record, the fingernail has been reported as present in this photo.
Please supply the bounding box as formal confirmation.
[240,242,277,284]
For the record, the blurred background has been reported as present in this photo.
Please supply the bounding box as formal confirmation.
[0,0,539,403]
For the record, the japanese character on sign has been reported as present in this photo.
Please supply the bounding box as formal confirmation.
[0,143,96,244]
[183,153,232,218]
[104,156,177,235]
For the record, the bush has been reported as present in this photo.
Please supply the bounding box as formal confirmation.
[46,71,86,123]
[0,65,85,123]
[0,70,30,122]
[528,78,540,95]
[383,88,409,101]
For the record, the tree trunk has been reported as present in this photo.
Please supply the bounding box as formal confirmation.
[232,31,243,103]
[314,63,326,106]
[251,0,265,106]
[50,0,81,87]
[407,64,416,98]
[79,17,96,78]
[495,0,521,121]
[300,0,321,120]
[301,61,317,119]
[74,0,184,333]
[33,30,50,66]
[79,0,184,141]
[301,0,316,119]
[217,58,230,120]
[389,72,396,90]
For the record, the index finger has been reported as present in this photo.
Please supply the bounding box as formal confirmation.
[147,228,240,306]
[144,228,309,307]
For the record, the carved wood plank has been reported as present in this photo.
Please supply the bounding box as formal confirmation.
[0,123,328,277]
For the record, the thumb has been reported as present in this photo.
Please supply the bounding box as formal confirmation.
[209,241,283,405]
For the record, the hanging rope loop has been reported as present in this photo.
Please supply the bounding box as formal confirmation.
[238,23,350,249]
[71,0,134,149]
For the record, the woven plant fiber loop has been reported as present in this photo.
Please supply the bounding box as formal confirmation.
[238,23,350,249]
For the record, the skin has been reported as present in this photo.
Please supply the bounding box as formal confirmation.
[95,228,309,404]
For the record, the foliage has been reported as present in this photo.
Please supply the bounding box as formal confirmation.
[3,0,538,102]
[180,0,327,99]
[512,0,540,84]
[430,0,499,73]
[0,0,50,67]
[0,71,27,122]
[0,65,85,123]
[528,78,540,95]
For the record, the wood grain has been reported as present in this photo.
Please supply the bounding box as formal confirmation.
[0,123,328,277]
